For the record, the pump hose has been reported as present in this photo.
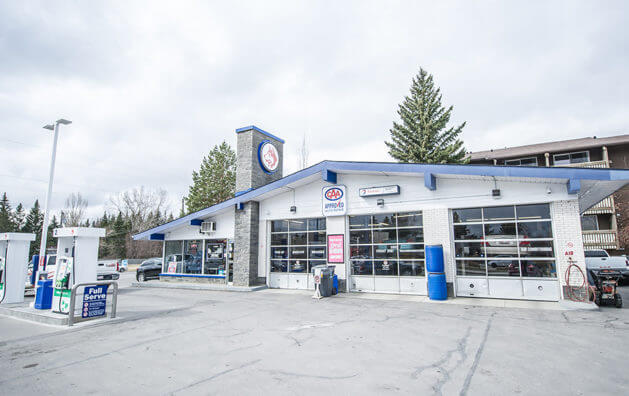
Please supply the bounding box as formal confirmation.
[564,263,590,302]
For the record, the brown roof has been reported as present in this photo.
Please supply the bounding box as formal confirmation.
[469,134,629,161]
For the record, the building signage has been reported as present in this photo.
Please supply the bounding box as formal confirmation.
[327,234,344,263]
[322,185,347,216]
[167,261,177,273]
[258,140,280,173]
[359,185,400,197]
[82,285,108,318]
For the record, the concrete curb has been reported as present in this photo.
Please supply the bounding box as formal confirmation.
[131,281,267,292]
[0,304,69,326]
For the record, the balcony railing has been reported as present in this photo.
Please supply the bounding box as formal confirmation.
[555,160,609,169]
[582,230,619,250]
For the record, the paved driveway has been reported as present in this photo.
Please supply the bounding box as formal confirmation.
[1,275,628,395]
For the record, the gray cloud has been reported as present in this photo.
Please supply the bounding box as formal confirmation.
[1,0,627,218]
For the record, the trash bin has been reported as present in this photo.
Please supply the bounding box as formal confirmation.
[34,279,53,309]
[312,265,335,297]
[332,274,338,295]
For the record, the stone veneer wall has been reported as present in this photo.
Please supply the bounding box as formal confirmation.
[233,201,260,286]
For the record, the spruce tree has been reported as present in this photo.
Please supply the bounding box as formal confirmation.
[47,215,59,250]
[111,212,129,258]
[23,200,44,256]
[184,141,236,213]
[12,203,26,231]
[0,192,16,231]
[386,68,467,164]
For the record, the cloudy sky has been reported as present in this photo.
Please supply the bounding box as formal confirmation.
[1,1,628,218]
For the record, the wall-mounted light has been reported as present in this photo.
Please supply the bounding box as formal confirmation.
[377,199,384,207]
[492,189,501,199]
[290,206,297,213]
[546,186,552,194]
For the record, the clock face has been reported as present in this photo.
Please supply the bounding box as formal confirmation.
[259,141,279,172]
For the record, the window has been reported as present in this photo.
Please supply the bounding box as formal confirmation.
[553,151,590,165]
[183,240,202,274]
[164,240,183,273]
[349,212,424,277]
[270,217,326,273]
[452,204,556,278]
[505,157,538,166]
[580,215,599,231]
[584,250,607,258]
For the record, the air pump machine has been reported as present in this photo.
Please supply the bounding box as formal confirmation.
[0,233,36,304]
[51,227,106,314]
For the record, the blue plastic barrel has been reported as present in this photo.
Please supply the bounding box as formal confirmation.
[34,279,53,310]
[425,245,445,273]
[427,273,447,300]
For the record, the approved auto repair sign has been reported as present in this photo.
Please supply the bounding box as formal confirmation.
[322,185,346,216]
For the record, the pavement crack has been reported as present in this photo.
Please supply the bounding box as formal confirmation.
[460,312,494,396]
[411,326,471,395]
[262,369,358,380]
[167,359,262,394]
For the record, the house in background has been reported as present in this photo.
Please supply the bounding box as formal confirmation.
[469,134,629,252]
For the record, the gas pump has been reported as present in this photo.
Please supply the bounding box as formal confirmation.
[0,233,36,304]
[51,256,74,313]
[51,227,106,315]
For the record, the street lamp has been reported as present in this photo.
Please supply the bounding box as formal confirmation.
[37,118,72,277]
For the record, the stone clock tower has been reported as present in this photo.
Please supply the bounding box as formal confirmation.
[233,125,284,286]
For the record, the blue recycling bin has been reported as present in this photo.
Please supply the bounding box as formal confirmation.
[425,245,445,273]
[34,279,53,310]
[427,273,447,300]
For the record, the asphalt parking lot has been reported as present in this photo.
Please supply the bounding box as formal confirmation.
[1,272,628,395]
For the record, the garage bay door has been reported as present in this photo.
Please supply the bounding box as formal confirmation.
[268,217,326,290]
[349,212,426,295]
[452,204,560,301]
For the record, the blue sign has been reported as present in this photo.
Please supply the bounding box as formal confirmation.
[82,285,108,318]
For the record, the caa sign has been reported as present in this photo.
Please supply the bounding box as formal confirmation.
[258,141,280,173]
[322,185,347,216]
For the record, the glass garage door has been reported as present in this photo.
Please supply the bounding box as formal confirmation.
[268,218,326,289]
[349,212,426,294]
[452,204,560,301]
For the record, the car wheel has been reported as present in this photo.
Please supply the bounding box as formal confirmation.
[615,294,622,308]
[595,294,602,306]
[138,273,145,282]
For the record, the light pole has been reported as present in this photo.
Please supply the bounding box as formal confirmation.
[37,119,72,277]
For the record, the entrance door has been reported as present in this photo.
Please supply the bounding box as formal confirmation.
[205,242,226,276]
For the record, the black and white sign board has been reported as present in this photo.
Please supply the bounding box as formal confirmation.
[359,185,400,197]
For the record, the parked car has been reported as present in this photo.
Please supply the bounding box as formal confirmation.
[136,258,163,282]
[119,259,128,272]
[584,250,629,279]
[97,261,120,281]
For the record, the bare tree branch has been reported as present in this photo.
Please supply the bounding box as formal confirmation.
[108,186,170,233]
[61,192,88,226]
[297,132,309,170]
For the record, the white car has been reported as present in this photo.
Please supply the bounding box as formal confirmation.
[585,250,629,278]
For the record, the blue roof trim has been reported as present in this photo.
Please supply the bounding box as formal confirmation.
[133,161,629,240]
[322,169,337,183]
[190,219,203,226]
[424,173,436,190]
[567,179,581,195]
[149,233,164,241]
[235,188,254,197]
[235,125,285,144]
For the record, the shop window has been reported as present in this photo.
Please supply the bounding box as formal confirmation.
[452,204,556,278]
[270,217,327,273]
[183,240,202,274]
[348,211,424,278]
[204,242,225,275]
[164,240,183,273]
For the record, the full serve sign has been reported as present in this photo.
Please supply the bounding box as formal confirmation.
[322,185,347,216]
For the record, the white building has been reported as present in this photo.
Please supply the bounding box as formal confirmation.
[133,126,629,304]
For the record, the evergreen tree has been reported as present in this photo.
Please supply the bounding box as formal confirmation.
[110,212,129,258]
[184,141,236,213]
[47,215,59,250]
[12,203,26,231]
[0,192,16,231]
[385,68,467,164]
[23,200,44,256]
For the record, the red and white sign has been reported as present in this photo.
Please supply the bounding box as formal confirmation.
[259,142,279,172]
[327,234,344,263]
[167,261,177,273]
